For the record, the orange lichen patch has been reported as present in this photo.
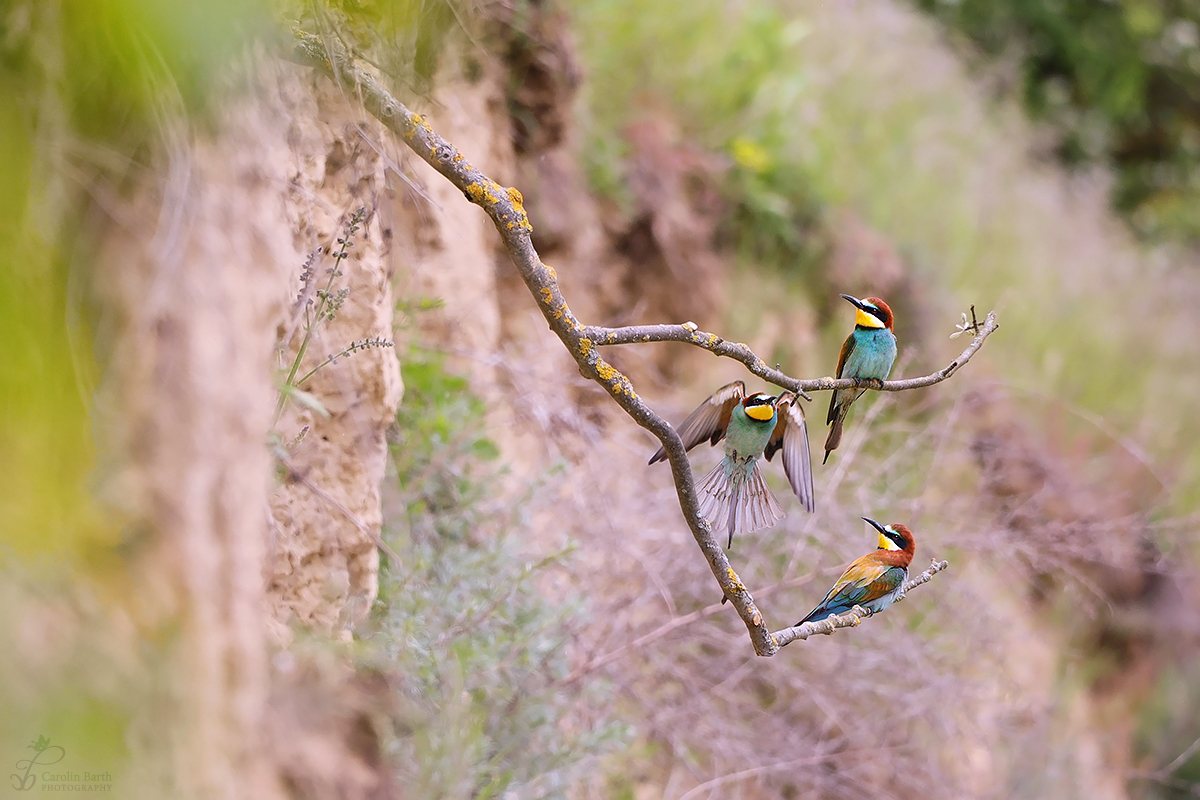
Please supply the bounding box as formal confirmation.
[726,567,746,593]
[539,287,553,304]
[592,358,637,396]
[578,338,593,357]
[403,113,428,142]
[545,265,557,279]
[502,187,533,232]
[595,359,619,382]
[465,179,502,206]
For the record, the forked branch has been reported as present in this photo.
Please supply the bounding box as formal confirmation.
[292,32,980,655]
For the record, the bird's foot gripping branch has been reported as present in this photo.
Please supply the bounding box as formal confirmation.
[292,31,996,656]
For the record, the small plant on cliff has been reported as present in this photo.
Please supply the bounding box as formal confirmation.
[366,346,628,798]
[273,207,394,428]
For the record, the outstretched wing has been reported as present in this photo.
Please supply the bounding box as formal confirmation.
[648,381,745,464]
[763,393,815,512]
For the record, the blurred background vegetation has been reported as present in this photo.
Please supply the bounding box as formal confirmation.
[915,0,1200,243]
[367,344,627,798]
[4,0,1200,797]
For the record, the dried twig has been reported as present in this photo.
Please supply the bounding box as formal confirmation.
[291,33,979,655]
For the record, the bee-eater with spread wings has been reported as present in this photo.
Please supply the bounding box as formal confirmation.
[650,381,814,547]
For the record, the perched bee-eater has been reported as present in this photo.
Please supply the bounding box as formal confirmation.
[794,518,914,625]
[649,380,814,547]
[824,294,897,464]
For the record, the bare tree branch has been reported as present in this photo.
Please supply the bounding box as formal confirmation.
[582,313,998,398]
[291,33,974,655]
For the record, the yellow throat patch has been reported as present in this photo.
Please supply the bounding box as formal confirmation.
[744,403,775,421]
[878,531,900,550]
[855,307,885,329]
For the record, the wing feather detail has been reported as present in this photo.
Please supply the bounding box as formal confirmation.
[826,562,905,608]
[649,380,745,464]
[827,334,857,425]
[763,394,815,513]
[795,558,907,625]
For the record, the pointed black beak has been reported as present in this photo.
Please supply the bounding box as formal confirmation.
[840,293,871,312]
[862,516,888,535]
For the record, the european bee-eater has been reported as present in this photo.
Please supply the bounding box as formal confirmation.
[824,294,897,464]
[649,380,815,547]
[794,518,914,625]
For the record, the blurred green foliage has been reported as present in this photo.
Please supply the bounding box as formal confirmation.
[304,0,467,91]
[571,0,828,276]
[915,0,1200,241]
[365,345,627,797]
[0,0,270,562]
[1134,662,1200,797]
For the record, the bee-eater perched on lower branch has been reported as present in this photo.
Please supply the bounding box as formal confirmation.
[650,380,814,547]
[825,294,897,464]
[795,518,914,625]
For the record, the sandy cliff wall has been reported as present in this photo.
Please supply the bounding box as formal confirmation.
[93,59,401,799]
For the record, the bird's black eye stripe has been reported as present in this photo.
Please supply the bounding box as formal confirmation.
[886,529,904,547]
[866,304,887,321]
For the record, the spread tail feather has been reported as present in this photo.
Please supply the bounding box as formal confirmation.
[695,459,784,547]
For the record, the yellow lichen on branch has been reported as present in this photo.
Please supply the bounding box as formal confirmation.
[465,179,504,206]
[505,186,533,232]
[594,358,637,397]
[726,567,746,596]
